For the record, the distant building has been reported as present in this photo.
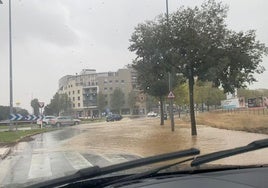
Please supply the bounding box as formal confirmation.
[58,68,146,117]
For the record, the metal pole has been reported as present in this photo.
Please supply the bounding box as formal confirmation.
[9,0,14,130]
[166,0,175,132]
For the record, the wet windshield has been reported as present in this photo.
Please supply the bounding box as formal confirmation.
[0,0,268,187]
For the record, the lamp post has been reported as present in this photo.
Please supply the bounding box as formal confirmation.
[166,0,175,132]
[0,0,14,129]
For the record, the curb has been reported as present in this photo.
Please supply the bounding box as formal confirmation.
[0,147,11,160]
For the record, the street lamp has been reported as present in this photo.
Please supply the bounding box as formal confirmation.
[0,0,14,129]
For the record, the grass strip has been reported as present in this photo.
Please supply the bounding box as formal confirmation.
[0,128,55,143]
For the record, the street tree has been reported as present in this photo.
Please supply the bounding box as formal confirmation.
[168,1,267,135]
[0,106,29,121]
[128,90,138,115]
[129,19,178,125]
[0,106,10,121]
[195,81,225,111]
[110,88,125,114]
[31,98,40,116]
[44,93,72,116]
[97,92,106,114]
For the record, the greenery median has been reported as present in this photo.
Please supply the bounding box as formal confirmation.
[0,128,56,144]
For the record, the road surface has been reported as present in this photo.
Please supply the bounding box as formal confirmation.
[0,117,267,187]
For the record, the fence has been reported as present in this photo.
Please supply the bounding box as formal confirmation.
[214,108,268,115]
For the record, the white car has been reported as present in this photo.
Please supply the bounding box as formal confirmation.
[37,116,56,125]
[147,111,158,117]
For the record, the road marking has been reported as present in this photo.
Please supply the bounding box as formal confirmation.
[0,158,12,185]
[64,152,93,170]
[28,153,52,179]
[104,154,128,164]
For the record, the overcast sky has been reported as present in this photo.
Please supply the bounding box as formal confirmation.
[0,0,268,112]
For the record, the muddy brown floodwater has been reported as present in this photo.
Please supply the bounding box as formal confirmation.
[63,117,268,166]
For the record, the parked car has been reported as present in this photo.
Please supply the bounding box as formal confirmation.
[49,116,81,127]
[106,114,123,122]
[147,111,158,117]
[37,115,56,125]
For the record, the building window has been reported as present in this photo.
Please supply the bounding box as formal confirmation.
[104,87,108,91]
[73,97,75,101]
[78,103,80,107]
[73,104,75,108]
[78,90,80,94]
[104,94,107,98]
[73,91,75,94]
[121,80,125,83]
[109,80,113,83]
[115,80,119,83]
[78,96,80,101]
[110,87,113,91]
[69,92,71,95]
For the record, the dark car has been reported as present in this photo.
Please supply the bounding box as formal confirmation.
[106,114,123,122]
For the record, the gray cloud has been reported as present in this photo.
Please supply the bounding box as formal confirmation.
[0,0,268,111]
[12,0,79,47]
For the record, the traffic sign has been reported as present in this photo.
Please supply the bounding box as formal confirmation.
[9,113,24,121]
[167,91,175,99]
[37,115,45,121]
[39,102,45,108]
[26,115,39,121]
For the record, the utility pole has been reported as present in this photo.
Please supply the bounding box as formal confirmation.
[166,0,175,132]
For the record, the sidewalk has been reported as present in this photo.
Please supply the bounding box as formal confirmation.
[0,146,11,159]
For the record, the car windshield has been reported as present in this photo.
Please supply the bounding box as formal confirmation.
[0,0,268,187]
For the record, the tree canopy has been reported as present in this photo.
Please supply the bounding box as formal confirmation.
[129,0,267,135]
[31,98,40,116]
[110,88,125,114]
[44,93,72,116]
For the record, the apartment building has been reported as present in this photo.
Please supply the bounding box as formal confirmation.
[58,68,146,117]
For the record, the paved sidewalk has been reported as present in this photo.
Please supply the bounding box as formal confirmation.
[0,147,11,159]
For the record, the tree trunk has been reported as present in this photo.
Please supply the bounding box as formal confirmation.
[207,103,210,111]
[188,74,197,136]
[160,96,164,125]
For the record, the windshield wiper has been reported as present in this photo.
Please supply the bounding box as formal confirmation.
[100,138,268,187]
[191,138,268,167]
[100,157,195,187]
[27,148,199,188]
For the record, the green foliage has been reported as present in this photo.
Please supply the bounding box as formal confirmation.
[129,0,267,134]
[0,106,10,121]
[110,88,125,114]
[195,81,225,109]
[146,95,158,112]
[0,106,29,121]
[174,83,189,105]
[237,88,268,101]
[31,98,40,116]
[97,92,106,112]
[128,90,138,109]
[0,129,51,143]
[44,93,72,116]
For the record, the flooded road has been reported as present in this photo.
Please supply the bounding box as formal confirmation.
[64,117,268,166]
[0,117,267,187]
